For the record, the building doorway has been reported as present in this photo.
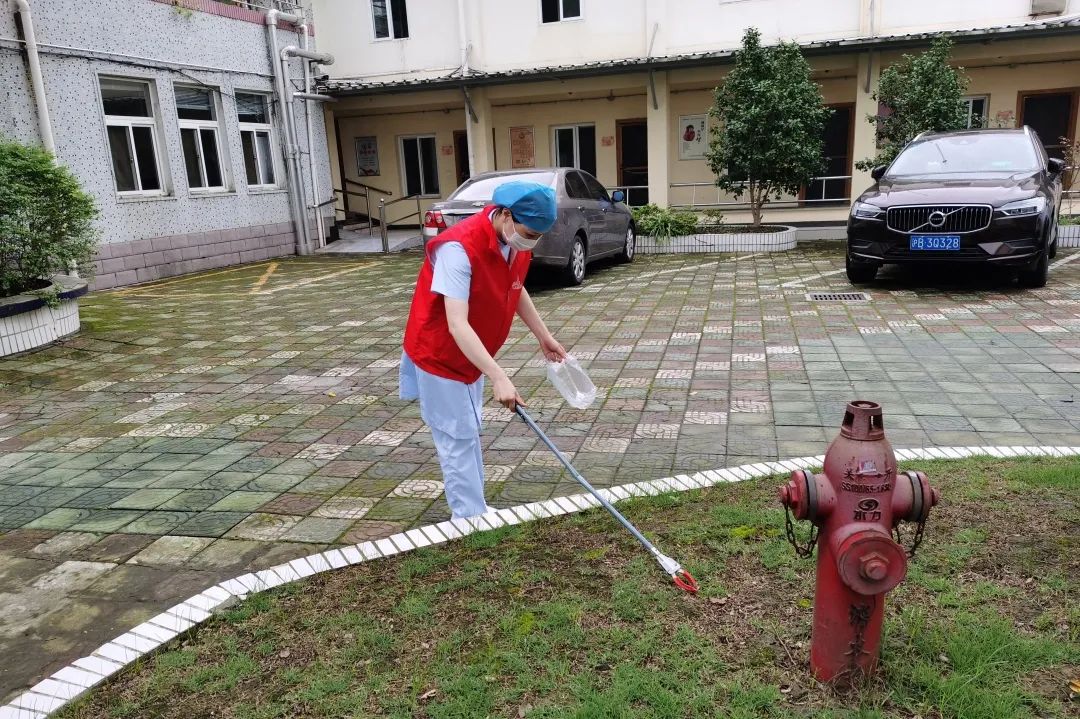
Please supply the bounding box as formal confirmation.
[616,119,648,206]
[453,130,470,189]
[805,104,854,205]
[1019,89,1079,161]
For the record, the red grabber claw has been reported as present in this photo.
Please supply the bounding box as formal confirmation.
[672,568,699,593]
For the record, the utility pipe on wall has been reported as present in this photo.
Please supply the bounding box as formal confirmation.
[14,0,55,154]
[266,9,308,256]
[300,23,326,250]
[280,44,333,256]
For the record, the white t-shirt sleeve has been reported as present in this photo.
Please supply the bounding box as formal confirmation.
[430,242,472,301]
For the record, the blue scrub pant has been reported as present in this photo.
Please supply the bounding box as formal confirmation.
[430,427,488,519]
[399,352,490,519]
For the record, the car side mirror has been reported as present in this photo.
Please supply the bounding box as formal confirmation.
[611,190,625,203]
[1048,158,1066,176]
[871,166,887,181]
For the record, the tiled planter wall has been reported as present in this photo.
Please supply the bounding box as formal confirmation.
[638,226,798,254]
[1058,223,1080,248]
[0,295,81,357]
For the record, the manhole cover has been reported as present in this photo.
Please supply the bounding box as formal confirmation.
[806,292,872,302]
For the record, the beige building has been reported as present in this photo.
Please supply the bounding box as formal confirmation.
[310,0,1080,228]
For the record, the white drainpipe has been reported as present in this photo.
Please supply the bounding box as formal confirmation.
[300,23,326,250]
[266,9,310,256]
[14,0,55,155]
[279,45,333,256]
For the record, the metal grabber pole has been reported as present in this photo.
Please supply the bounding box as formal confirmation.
[515,406,699,593]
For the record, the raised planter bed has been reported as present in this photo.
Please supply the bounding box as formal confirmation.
[0,275,88,357]
[638,225,798,254]
[1059,221,1080,247]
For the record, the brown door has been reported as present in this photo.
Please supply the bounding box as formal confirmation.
[453,130,469,188]
[616,119,648,206]
[1019,89,1079,160]
[804,104,854,205]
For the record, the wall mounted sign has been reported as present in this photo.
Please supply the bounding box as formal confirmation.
[509,126,535,168]
[354,136,379,176]
[601,135,615,147]
[678,114,708,160]
[441,145,454,156]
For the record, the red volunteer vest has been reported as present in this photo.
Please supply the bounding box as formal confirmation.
[403,207,531,383]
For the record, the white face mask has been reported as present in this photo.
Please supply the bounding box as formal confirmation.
[503,215,540,251]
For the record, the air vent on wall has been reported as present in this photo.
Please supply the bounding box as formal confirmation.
[1031,0,1066,15]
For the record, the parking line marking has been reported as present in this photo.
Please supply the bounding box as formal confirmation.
[253,264,371,294]
[780,267,846,288]
[1050,251,1080,270]
[248,262,279,294]
[110,262,272,295]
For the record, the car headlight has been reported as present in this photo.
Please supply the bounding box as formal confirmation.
[998,197,1046,217]
[851,201,885,220]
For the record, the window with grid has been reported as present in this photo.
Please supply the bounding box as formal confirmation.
[236,92,277,188]
[400,135,439,196]
[99,78,165,196]
[552,124,596,177]
[175,85,228,192]
[542,0,581,22]
[372,0,408,39]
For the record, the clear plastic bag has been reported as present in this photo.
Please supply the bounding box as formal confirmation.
[546,355,597,409]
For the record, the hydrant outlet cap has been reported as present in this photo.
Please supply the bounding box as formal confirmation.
[837,533,908,596]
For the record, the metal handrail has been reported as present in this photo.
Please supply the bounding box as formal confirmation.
[605,185,650,208]
[378,193,424,253]
[670,176,853,210]
[333,180,394,237]
[344,177,393,196]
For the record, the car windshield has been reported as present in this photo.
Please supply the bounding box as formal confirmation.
[888,135,1040,176]
[450,172,557,201]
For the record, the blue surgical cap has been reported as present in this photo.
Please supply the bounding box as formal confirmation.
[492,180,558,233]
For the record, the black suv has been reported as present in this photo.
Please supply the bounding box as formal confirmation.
[847,128,1065,287]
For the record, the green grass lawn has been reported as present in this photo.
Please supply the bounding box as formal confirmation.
[60,457,1078,719]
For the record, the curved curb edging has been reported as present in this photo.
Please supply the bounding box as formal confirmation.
[5,444,1078,718]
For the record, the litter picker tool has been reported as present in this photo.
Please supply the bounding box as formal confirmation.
[515,405,698,593]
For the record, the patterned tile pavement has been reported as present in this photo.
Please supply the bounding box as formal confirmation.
[5,248,1080,698]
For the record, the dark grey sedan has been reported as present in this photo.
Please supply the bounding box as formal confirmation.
[422,168,636,285]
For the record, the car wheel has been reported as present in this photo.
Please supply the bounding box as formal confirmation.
[1017,248,1049,288]
[846,253,878,284]
[618,225,636,263]
[563,236,587,286]
[1049,227,1059,259]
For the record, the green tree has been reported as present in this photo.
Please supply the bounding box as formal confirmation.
[0,138,99,297]
[707,28,831,228]
[857,37,970,171]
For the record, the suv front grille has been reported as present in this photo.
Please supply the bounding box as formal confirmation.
[886,205,992,234]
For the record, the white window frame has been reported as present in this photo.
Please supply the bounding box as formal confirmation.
[961,95,990,129]
[551,124,594,170]
[540,0,583,23]
[98,76,168,198]
[371,0,408,41]
[398,134,440,197]
[235,91,279,190]
[175,84,230,194]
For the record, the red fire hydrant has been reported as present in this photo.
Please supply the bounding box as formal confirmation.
[779,400,940,683]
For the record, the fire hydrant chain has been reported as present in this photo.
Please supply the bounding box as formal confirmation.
[783,502,819,558]
[894,514,928,558]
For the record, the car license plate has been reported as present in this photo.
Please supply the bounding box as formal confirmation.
[909,235,960,251]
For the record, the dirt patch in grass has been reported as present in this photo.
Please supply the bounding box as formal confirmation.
[59,457,1078,718]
